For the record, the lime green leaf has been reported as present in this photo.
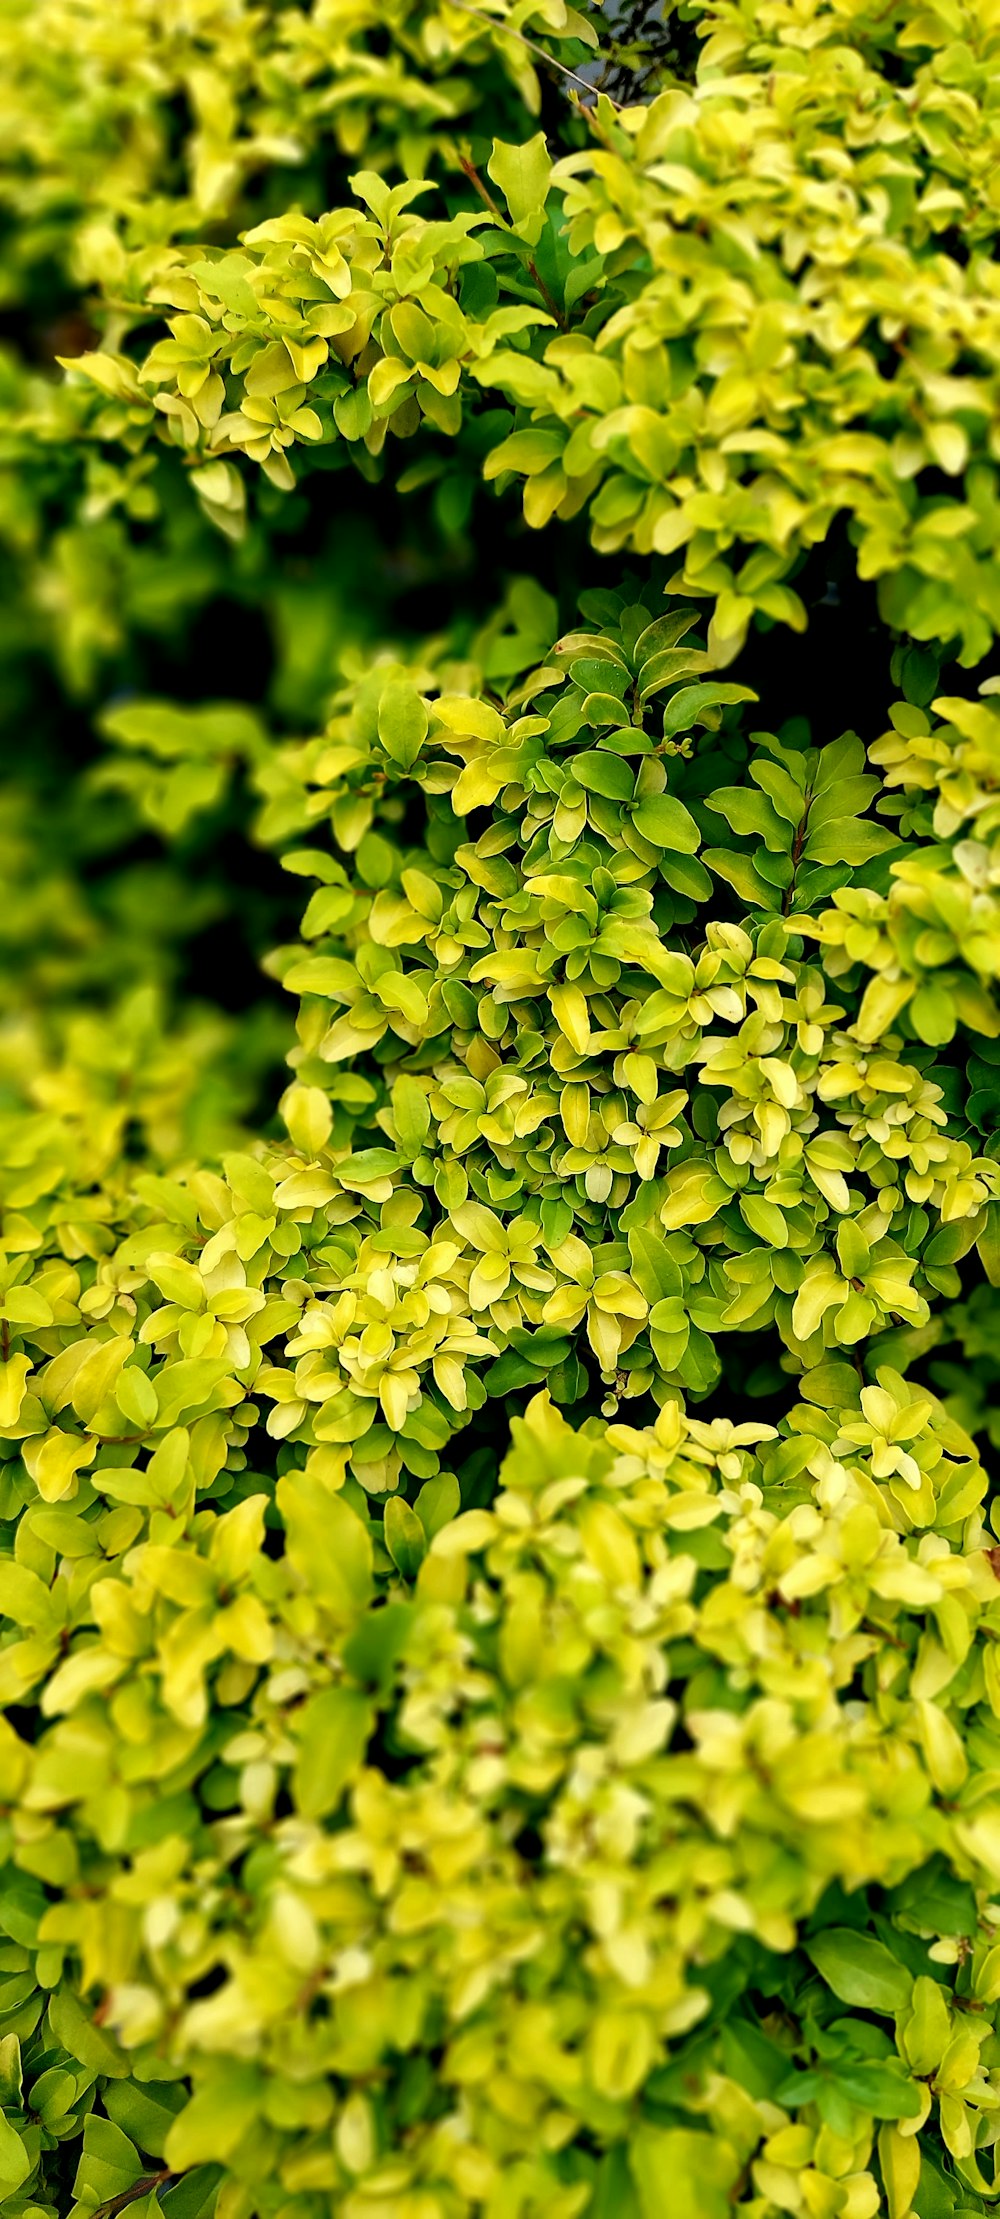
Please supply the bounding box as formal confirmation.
[292,1686,373,1818]
[804,820,900,865]
[487,134,553,229]
[414,1472,460,1538]
[277,1470,374,1615]
[73,2115,143,2206]
[384,1494,427,1578]
[630,2126,740,2219]
[378,682,427,770]
[631,793,701,854]
[573,752,635,801]
[704,787,788,849]
[165,2068,263,2170]
[580,692,632,730]
[0,2116,30,2195]
[663,683,757,736]
[48,1985,130,2078]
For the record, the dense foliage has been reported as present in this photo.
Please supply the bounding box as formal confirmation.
[5,1,1000,2215]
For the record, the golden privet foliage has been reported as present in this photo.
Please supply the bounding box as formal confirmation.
[6,2,1000,2217]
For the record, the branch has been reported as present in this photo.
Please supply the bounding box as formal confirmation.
[457,153,566,328]
[457,152,507,228]
[446,0,623,108]
[93,2172,175,2219]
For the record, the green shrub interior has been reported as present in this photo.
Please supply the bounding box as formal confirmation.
[3,4,1000,2216]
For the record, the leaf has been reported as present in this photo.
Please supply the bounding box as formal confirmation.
[414,1472,460,1538]
[887,1859,978,1939]
[383,1494,427,1578]
[978,1205,1000,1293]
[719,2018,797,2100]
[662,682,757,736]
[487,134,553,229]
[805,1930,914,2015]
[100,700,261,762]
[0,1875,45,1948]
[570,658,631,698]
[244,338,301,399]
[628,1233,682,1306]
[629,2126,740,2219]
[70,1332,132,1422]
[505,1328,572,1373]
[452,1201,506,1253]
[276,1469,374,1616]
[0,1557,59,1630]
[375,969,429,1027]
[73,2115,143,2206]
[115,1364,159,1430]
[572,750,635,800]
[704,786,788,849]
[702,848,775,908]
[282,1082,333,1154]
[807,774,879,829]
[0,2116,29,2195]
[659,850,713,900]
[632,610,700,662]
[0,1353,34,1429]
[342,1602,414,1691]
[146,1254,204,1310]
[160,2167,226,2219]
[2,1286,52,1327]
[631,792,701,854]
[486,1348,546,1392]
[813,731,866,789]
[430,1508,497,1558]
[0,2037,21,2109]
[334,386,374,441]
[389,300,438,366]
[485,429,564,479]
[777,2059,922,2121]
[911,982,957,1046]
[377,682,427,769]
[920,2146,986,2218]
[187,253,259,316]
[153,1359,239,1430]
[636,647,714,699]
[855,972,915,1041]
[550,980,591,1052]
[751,759,806,824]
[292,1685,373,1818]
[165,2069,263,2170]
[837,2063,924,2120]
[804,821,900,865]
[104,2081,186,2159]
[742,1194,788,1247]
[392,1074,431,1156]
[48,1984,130,2078]
[590,2148,641,2219]
[580,692,632,730]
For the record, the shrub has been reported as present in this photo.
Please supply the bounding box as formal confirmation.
[4,4,1000,2217]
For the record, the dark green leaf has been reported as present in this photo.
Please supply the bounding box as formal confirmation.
[805,1930,913,2015]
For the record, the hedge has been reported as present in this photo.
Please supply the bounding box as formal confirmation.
[4,3,1000,2217]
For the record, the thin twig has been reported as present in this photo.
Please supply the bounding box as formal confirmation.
[92,2171,175,2219]
[446,0,624,108]
[457,152,507,228]
[457,152,566,327]
[782,791,813,914]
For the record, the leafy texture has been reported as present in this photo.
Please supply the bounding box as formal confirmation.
[5,3,1000,2218]
[49,0,1000,657]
